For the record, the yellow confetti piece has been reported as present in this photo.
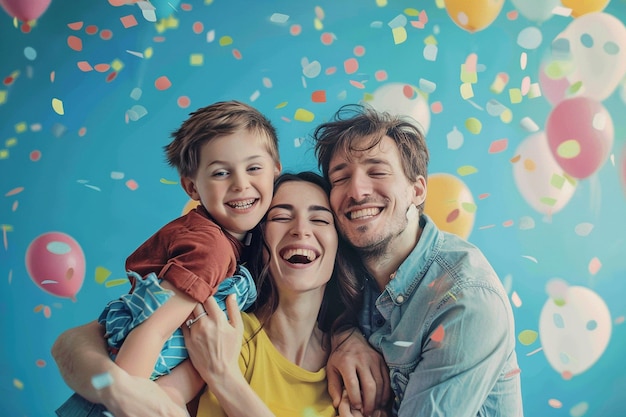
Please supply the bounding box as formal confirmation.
[314,17,323,30]
[294,108,314,122]
[457,165,478,176]
[528,83,541,99]
[376,0,388,6]
[34,304,44,313]
[460,83,474,99]
[145,47,153,59]
[424,34,437,45]
[550,174,566,189]
[588,257,602,275]
[556,140,581,159]
[111,59,124,72]
[159,178,178,185]
[219,36,233,46]
[460,64,477,84]
[392,26,407,44]
[500,108,513,123]
[0,90,7,105]
[0,150,8,159]
[52,98,65,115]
[518,329,537,345]
[275,101,288,109]
[6,137,16,147]
[435,0,445,8]
[15,122,27,133]
[464,118,481,134]
[509,88,522,104]
[105,278,130,288]
[13,379,23,390]
[95,266,112,284]
[190,53,204,66]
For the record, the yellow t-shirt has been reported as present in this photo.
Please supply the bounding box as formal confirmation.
[196,312,336,417]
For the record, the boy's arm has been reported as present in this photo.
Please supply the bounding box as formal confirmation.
[114,280,196,379]
[51,320,187,417]
[156,358,206,408]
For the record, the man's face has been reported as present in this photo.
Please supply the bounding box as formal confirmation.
[327,135,425,254]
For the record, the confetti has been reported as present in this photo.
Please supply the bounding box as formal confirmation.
[120,15,138,29]
[155,76,172,91]
[393,341,413,347]
[95,266,112,284]
[294,108,314,122]
[464,117,481,134]
[488,138,508,154]
[588,257,602,275]
[270,13,289,24]
[446,127,463,150]
[431,324,445,343]
[517,329,537,345]
[52,98,65,115]
[344,58,358,74]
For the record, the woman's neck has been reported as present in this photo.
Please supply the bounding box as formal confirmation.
[260,292,328,372]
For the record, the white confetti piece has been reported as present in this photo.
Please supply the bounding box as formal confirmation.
[393,341,413,347]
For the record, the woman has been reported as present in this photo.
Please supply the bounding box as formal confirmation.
[52,172,364,417]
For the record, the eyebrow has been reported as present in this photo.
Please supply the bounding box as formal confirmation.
[329,157,391,176]
[207,154,266,167]
[268,203,333,213]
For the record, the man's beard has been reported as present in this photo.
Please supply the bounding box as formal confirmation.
[348,222,403,263]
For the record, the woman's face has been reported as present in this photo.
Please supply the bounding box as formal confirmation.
[263,180,338,294]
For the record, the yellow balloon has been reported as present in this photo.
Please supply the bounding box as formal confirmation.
[444,0,504,33]
[423,173,476,239]
[182,199,200,215]
[560,0,609,17]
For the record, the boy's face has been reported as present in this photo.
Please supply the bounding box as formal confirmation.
[181,130,281,241]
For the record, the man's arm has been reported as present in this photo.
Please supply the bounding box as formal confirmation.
[51,320,187,417]
[327,328,391,416]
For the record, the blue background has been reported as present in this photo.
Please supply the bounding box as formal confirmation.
[1,0,625,416]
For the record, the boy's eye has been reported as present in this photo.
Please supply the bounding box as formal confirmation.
[248,165,263,172]
[212,171,229,178]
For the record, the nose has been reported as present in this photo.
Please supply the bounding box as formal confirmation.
[230,171,250,192]
[290,217,312,238]
[345,169,372,201]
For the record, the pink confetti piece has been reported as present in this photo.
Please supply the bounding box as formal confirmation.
[344,58,359,74]
[374,70,387,81]
[431,101,443,114]
[68,21,83,30]
[177,96,191,108]
[232,49,242,60]
[85,25,98,35]
[289,24,301,36]
[126,179,139,190]
[36,359,46,367]
[100,29,113,40]
[548,399,563,409]
[120,15,138,29]
[478,193,489,199]
[349,80,365,89]
[321,32,334,45]
[464,53,477,73]
[30,150,41,161]
[502,220,514,228]
[588,257,602,275]
[77,61,93,71]
[67,35,83,51]
[511,291,522,307]
[192,21,203,34]
[488,138,508,154]
[4,187,24,197]
[353,45,365,56]
[431,324,445,343]
[155,76,172,90]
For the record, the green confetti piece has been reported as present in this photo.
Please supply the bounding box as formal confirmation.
[457,165,478,176]
[465,118,482,134]
[556,140,581,159]
[517,329,538,346]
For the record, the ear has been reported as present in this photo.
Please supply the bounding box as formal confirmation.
[273,161,282,178]
[180,176,200,201]
[412,175,427,207]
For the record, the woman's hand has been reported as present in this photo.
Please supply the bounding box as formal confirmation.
[181,294,244,386]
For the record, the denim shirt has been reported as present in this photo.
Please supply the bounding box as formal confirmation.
[359,214,524,417]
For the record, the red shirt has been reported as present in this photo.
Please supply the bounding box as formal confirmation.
[125,205,243,303]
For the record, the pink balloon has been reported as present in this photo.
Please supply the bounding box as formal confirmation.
[538,64,571,106]
[25,231,85,300]
[0,0,51,21]
[546,97,614,179]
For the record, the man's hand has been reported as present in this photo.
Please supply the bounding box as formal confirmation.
[327,329,391,416]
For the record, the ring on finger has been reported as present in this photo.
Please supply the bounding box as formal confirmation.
[185,311,207,328]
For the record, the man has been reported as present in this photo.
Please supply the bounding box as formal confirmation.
[315,104,524,417]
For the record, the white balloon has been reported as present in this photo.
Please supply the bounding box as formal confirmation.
[553,12,626,101]
[512,132,576,215]
[511,0,560,24]
[539,286,612,377]
[366,82,430,135]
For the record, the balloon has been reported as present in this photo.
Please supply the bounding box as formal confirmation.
[538,62,572,106]
[25,231,86,300]
[423,173,475,239]
[0,0,51,21]
[511,0,560,24]
[546,96,614,179]
[444,0,504,33]
[366,83,430,135]
[539,285,611,378]
[512,132,577,215]
[553,12,626,101]
[560,0,609,18]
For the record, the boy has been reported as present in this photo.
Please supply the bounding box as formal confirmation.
[56,100,282,416]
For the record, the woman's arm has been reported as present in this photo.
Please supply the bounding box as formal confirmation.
[51,321,187,417]
[181,295,278,417]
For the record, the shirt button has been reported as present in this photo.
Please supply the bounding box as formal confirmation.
[396,295,404,303]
